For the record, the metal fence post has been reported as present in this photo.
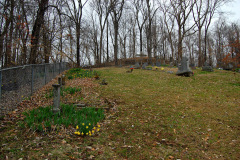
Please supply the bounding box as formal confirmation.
[31,65,34,95]
[0,69,2,100]
[59,63,61,74]
[44,64,47,85]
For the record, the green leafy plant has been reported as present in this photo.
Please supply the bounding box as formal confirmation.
[66,68,100,79]
[21,104,105,133]
[62,87,81,95]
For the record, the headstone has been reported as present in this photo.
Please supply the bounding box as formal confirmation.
[142,62,148,69]
[134,62,140,69]
[156,61,161,67]
[169,62,174,68]
[223,63,234,70]
[176,57,193,77]
[52,84,61,114]
[162,60,166,66]
[202,62,213,72]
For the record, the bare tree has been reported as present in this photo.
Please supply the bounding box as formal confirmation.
[192,0,209,66]
[133,0,147,56]
[110,0,125,66]
[145,0,159,61]
[203,0,229,65]
[90,0,113,65]
[169,0,196,62]
[30,0,49,64]
[160,1,176,61]
[63,0,88,67]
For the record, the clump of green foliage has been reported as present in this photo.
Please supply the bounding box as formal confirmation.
[21,104,105,133]
[66,68,100,79]
[62,87,81,95]
[44,87,81,99]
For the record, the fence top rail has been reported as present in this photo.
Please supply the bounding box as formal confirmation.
[0,62,68,71]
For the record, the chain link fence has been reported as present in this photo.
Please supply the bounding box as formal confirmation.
[0,63,69,116]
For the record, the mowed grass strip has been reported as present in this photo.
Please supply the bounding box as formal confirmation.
[94,67,240,159]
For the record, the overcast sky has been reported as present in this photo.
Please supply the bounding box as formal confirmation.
[220,0,240,23]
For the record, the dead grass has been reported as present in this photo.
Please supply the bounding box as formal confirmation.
[0,67,239,159]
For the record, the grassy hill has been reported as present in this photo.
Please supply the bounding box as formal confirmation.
[0,67,239,159]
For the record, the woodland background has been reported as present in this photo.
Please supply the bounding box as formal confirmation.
[0,0,239,68]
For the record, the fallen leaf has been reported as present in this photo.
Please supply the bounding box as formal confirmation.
[89,155,95,159]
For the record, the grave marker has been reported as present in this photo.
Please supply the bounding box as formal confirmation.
[135,62,140,69]
[202,62,213,72]
[52,84,61,114]
[176,57,193,77]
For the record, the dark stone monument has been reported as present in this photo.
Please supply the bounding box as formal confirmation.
[223,63,234,70]
[142,62,148,70]
[134,62,140,69]
[162,60,166,66]
[202,62,213,72]
[169,62,174,68]
[176,57,193,77]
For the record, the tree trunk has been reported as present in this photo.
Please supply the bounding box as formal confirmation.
[114,20,119,66]
[140,28,143,55]
[30,0,48,64]
[106,20,109,63]
[76,24,80,67]
[198,28,202,66]
[177,24,182,62]
[133,27,136,58]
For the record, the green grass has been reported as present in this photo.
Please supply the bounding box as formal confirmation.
[93,67,240,159]
[1,67,239,159]
[44,87,81,98]
[66,68,99,79]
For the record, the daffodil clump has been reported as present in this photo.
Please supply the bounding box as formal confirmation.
[74,123,101,136]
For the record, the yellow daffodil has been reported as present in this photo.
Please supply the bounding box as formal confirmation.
[86,133,88,135]
[98,125,100,128]
[86,126,89,129]
[77,132,80,135]
[97,129,100,132]
[76,125,79,129]
[89,123,91,126]
[81,132,84,136]
[82,123,85,126]
[89,133,92,136]
[93,127,96,130]
[74,131,78,134]
[92,130,95,134]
